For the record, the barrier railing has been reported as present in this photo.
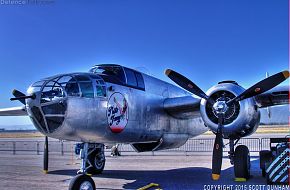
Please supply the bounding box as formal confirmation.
[0,138,271,155]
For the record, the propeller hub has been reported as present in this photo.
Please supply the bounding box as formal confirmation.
[213,101,228,114]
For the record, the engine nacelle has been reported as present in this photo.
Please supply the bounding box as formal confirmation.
[200,82,260,139]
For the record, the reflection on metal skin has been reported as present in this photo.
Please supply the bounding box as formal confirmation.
[200,83,260,139]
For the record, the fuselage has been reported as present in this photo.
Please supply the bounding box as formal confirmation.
[25,65,207,148]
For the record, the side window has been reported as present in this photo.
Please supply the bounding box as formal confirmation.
[74,75,94,98]
[135,72,145,89]
[57,76,80,97]
[125,69,137,87]
[79,82,94,98]
[96,86,106,97]
[96,79,106,97]
[65,83,80,97]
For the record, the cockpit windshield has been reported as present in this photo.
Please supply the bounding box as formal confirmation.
[90,64,145,90]
[89,65,126,85]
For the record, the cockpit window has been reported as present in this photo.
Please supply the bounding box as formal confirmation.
[79,82,94,98]
[135,72,145,89]
[90,65,126,84]
[125,69,138,86]
[96,80,106,97]
[124,68,145,90]
[65,82,80,97]
[57,76,80,97]
[73,75,94,98]
[74,75,91,82]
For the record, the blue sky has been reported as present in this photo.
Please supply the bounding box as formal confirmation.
[0,0,288,126]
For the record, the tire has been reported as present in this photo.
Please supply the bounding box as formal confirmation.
[69,174,95,190]
[87,149,105,175]
[234,145,250,179]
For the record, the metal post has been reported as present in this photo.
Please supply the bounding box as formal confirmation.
[61,141,64,156]
[37,142,40,155]
[13,142,16,155]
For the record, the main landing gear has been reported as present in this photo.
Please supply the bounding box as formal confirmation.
[228,139,251,180]
[69,143,105,190]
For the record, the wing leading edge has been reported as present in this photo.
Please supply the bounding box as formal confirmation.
[163,96,201,119]
[255,86,289,108]
[0,106,27,116]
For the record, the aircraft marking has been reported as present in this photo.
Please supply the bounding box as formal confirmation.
[107,92,129,133]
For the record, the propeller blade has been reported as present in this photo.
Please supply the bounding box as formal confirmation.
[43,136,48,174]
[12,89,26,105]
[165,69,213,103]
[228,70,289,104]
[211,114,224,180]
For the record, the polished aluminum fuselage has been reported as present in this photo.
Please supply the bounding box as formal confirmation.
[47,73,207,145]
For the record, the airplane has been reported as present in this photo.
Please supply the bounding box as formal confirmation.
[0,64,288,190]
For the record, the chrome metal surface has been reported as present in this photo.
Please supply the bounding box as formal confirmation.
[213,101,228,114]
[79,181,93,190]
[3,65,287,151]
[24,68,207,151]
[200,83,260,139]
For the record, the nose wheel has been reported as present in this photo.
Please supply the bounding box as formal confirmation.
[70,143,105,190]
[69,174,95,190]
[234,145,251,180]
[228,139,251,180]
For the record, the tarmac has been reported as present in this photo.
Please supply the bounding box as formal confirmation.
[0,133,289,190]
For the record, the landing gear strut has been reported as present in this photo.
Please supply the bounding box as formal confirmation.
[228,139,251,180]
[69,143,105,190]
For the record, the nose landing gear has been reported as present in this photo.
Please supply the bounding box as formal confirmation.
[228,139,251,181]
[69,143,105,190]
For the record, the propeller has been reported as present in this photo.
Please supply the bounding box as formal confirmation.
[165,69,289,180]
[227,70,289,105]
[211,114,224,180]
[43,136,49,174]
[165,69,214,104]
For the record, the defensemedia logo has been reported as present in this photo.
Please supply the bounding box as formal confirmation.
[0,0,54,5]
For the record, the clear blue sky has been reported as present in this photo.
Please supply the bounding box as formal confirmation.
[0,0,288,126]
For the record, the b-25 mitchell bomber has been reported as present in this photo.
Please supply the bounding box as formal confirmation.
[0,64,288,190]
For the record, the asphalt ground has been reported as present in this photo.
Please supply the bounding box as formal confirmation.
[0,152,269,190]
[0,133,289,190]
[0,134,289,190]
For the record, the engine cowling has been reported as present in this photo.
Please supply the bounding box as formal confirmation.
[200,81,260,139]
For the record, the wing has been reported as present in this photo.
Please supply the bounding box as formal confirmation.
[255,85,289,108]
[0,106,27,116]
[163,96,201,119]
[164,85,289,119]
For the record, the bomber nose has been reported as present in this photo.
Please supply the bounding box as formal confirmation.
[26,78,67,134]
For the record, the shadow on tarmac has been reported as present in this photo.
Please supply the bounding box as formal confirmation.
[49,159,266,190]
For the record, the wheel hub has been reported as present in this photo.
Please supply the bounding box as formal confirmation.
[80,181,93,190]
